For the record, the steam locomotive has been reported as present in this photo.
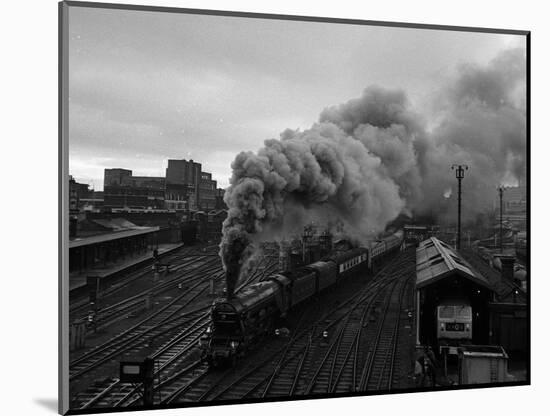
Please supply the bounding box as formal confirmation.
[201,231,404,367]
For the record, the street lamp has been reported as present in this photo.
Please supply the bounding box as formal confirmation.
[498,186,504,253]
[451,164,468,250]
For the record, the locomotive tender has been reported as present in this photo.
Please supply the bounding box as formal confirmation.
[203,231,404,367]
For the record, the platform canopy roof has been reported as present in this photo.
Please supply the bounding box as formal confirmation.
[416,237,491,290]
[69,226,159,249]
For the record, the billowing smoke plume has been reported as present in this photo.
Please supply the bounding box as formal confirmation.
[424,47,527,222]
[319,86,429,212]
[220,123,404,295]
[220,47,526,290]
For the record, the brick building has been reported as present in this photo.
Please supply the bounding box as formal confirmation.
[103,169,165,210]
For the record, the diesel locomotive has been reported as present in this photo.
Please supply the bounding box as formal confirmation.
[436,300,473,344]
[202,231,403,367]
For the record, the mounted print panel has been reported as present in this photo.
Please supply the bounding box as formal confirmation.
[59,1,530,414]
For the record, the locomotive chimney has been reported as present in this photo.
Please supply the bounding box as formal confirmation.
[225,263,239,299]
[500,255,515,281]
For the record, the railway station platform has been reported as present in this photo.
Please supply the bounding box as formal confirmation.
[69,225,160,274]
[69,242,184,292]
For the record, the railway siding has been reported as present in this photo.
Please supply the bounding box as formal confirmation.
[70,251,280,410]
[160,248,417,405]
[70,244,417,410]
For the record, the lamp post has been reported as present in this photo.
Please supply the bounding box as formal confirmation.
[498,186,504,253]
[451,164,468,250]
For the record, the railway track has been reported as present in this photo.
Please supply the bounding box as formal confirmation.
[82,250,279,333]
[69,263,224,382]
[235,256,280,291]
[74,257,222,332]
[75,311,211,409]
[359,270,414,391]
[69,247,214,320]
[68,244,202,311]
[69,256,223,379]
[266,251,415,397]
[159,249,416,404]
[70,254,280,410]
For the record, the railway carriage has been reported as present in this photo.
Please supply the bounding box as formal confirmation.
[329,247,369,278]
[370,231,403,267]
[204,230,404,367]
[370,240,386,266]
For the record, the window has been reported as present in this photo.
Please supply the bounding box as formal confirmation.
[456,306,472,318]
[438,306,454,319]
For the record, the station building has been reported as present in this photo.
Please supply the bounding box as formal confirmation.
[415,237,528,358]
[459,249,528,357]
[69,219,160,275]
[416,238,494,349]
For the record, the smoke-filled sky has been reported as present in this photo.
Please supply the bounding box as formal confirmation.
[68,6,525,191]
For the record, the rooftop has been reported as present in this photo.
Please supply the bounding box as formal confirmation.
[416,237,491,290]
[69,226,159,249]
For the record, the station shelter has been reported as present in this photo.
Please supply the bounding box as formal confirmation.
[69,226,159,274]
[415,238,494,350]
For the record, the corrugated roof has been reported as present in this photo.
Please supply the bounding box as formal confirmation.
[416,237,491,289]
[69,226,159,249]
[91,218,142,231]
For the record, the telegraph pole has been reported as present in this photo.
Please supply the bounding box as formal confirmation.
[498,186,504,253]
[451,164,468,250]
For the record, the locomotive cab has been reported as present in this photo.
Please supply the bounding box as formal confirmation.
[437,300,473,344]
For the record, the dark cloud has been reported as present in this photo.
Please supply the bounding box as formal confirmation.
[69,6,519,192]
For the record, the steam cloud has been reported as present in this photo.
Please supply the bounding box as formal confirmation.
[220,48,526,292]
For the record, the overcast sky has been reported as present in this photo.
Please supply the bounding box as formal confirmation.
[67,6,524,190]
